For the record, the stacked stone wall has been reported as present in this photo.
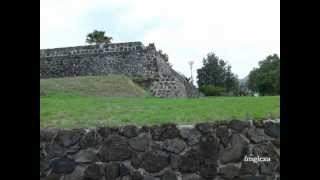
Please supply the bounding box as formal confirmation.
[40,43,158,79]
[40,119,280,180]
[40,42,144,58]
[40,42,199,98]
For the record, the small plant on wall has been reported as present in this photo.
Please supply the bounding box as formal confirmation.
[86,30,113,45]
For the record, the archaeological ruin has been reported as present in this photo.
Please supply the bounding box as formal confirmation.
[40,42,199,98]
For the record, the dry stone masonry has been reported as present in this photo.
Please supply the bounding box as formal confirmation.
[40,42,199,98]
[40,119,280,180]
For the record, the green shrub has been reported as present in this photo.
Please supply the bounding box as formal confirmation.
[199,85,225,96]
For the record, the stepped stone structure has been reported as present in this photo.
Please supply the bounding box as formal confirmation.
[40,42,199,98]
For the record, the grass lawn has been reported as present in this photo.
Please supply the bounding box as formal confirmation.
[40,94,280,128]
[40,75,149,98]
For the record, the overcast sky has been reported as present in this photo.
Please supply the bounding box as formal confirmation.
[40,0,280,79]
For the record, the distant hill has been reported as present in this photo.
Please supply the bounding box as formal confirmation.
[40,75,150,98]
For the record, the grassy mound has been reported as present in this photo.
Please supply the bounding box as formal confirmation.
[40,75,150,98]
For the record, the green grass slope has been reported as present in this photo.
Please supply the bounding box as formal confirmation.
[40,75,150,98]
[41,95,280,128]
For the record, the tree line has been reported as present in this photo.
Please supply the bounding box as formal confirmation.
[196,52,280,96]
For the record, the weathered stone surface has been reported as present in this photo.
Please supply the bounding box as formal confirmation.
[79,130,99,149]
[199,163,218,179]
[161,170,178,180]
[247,128,272,143]
[65,144,81,155]
[195,123,213,134]
[253,120,264,128]
[253,144,279,175]
[214,177,228,180]
[150,141,162,151]
[105,162,120,180]
[178,150,200,173]
[170,154,180,170]
[120,125,139,138]
[162,138,186,154]
[151,124,180,141]
[143,175,158,180]
[240,161,259,175]
[264,122,280,138]
[140,151,170,173]
[97,127,114,138]
[46,143,80,158]
[179,127,201,145]
[219,164,240,179]
[260,161,278,175]
[83,163,104,180]
[72,148,99,163]
[229,120,250,131]
[40,121,279,179]
[131,170,143,180]
[40,128,57,142]
[235,175,272,180]
[54,129,84,147]
[119,162,130,177]
[182,174,203,180]
[121,175,132,180]
[199,135,220,161]
[139,126,151,134]
[45,143,65,158]
[51,157,77,174]
[64,166,85,180]
[216,126,231,147]
[220,134,249,164]
[130,153,144,169]
[272,139,280,148]
[43,173,63,180]
[40,157,50,174]
[252,143,279,161]
[276,161,280,173]
[98,135,132,162]
[129,133,150,152]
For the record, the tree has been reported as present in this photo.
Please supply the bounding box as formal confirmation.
[86,30,112,45]
[197,52,239,96]
[247,54,280,96]
[224,65,240,95]
[197,53,227,88]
